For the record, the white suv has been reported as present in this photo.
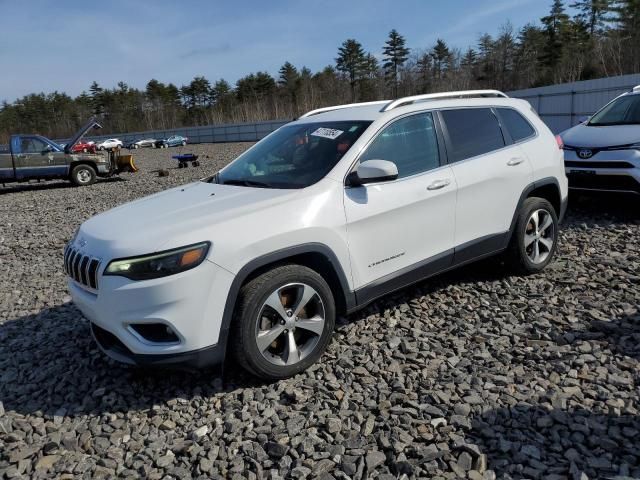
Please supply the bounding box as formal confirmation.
[65,90,568,379]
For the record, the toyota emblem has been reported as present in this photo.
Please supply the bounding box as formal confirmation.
[578,149,593,159]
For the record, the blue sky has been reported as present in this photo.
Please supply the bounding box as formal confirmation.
[0,0,565,102]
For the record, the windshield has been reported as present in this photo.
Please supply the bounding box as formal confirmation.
[588,94,640,126]
[215,121,371,188]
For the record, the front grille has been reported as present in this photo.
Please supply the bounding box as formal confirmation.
[565,160,635,169]
[64,244,101,289]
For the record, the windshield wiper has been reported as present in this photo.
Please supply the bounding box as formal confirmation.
[221,178,273,188]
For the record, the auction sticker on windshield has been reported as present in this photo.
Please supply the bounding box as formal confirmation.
[311,128,344,140]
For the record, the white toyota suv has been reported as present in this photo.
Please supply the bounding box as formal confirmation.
[65,90,568,379]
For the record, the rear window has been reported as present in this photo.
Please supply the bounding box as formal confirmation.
[498,108,535,142]
[440,108,505,162]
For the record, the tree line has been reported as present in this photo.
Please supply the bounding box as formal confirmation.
[1,0,639,142]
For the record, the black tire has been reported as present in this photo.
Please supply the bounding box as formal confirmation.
[99,146,105,151]
[231,264,336,380]
[506,197,558,274]
[70,164,97,186]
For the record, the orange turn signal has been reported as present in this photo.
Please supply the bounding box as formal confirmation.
[180,248,205,267]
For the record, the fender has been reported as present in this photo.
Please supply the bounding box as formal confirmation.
[506,176,565,248]
[216,242,355,359]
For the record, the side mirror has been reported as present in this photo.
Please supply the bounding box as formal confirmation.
[42,145,54,154]
[347,159,398,186]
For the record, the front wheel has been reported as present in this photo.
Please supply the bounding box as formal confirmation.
[70,164,97,186]
[506,197,558,274]
[231,264,336,380]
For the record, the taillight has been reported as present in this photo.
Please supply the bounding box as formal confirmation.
[555,135,564,150]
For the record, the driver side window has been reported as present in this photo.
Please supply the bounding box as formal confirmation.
[21,137,48,154]
[360,112,440,179]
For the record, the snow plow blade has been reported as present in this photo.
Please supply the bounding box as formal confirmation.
[116,154,138,173]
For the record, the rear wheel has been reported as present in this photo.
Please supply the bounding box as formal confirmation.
[506,197,558,274]
[231,264,335,379]
[70,164,96,186]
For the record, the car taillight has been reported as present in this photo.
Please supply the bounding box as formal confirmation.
[555,135,564,150]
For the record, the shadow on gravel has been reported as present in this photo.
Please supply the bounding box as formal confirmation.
[565,313,640,361]
[567,191,640,222]
[470,404,640,479]
[0,303,264,417]
[0,177,125,195]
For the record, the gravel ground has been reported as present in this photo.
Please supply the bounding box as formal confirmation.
[0,143,639,480]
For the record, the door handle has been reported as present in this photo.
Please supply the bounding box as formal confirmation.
[507,157,524,166]
[427,178,451,190]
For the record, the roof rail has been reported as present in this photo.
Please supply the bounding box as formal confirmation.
[381,90,509,112]
[299,100,390,119]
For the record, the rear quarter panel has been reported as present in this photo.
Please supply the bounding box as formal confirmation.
[520,103,568,199]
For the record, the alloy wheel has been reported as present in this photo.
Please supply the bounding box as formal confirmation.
[524,208,555,264]
[255,282,325,366]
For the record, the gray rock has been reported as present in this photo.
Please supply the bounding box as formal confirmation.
[458,452,473,471]
[365,450,386,470]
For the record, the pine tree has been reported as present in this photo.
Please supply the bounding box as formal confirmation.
[571,0,612,35]
[88,81,103,115]
[382,29,410,98]
[335,39,368,101]
[278,62,299,88]
[540,0,571,76]
[278,62,300,105]
[430,39,451,80]
[610,0,640,70]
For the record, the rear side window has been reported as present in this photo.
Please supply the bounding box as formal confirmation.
[440,108,505,162]
[360,112,440,178]
[498,108,535,142]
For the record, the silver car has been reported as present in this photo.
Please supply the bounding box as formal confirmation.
[561,86,640,195]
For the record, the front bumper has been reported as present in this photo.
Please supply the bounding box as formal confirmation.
[564,149,640,194]
[68,259,235,367]
[90,322,225,368]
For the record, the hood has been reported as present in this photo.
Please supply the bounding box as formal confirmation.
[65,117,103,153]
[561,122,640,148]
[77,181,293,258]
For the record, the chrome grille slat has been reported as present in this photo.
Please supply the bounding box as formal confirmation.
[67,250,77,276]
[64,244,102,290]
[79,256,90,285]
[88,259,100,289]
[72,254,82,282]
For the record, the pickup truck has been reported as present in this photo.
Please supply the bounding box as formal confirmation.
[0,118,135,187]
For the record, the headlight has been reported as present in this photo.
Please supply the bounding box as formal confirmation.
[104,242,210,281]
